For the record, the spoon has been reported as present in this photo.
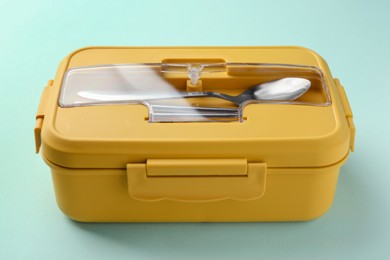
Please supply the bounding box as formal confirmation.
[76,78,311,106]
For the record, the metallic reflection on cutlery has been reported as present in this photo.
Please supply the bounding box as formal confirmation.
[77,78,311,106]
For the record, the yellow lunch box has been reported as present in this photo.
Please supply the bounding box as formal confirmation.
[34,46,355,222]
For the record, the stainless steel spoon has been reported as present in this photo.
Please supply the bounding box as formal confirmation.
[77,77,311,106]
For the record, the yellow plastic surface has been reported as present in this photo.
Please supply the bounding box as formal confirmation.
[44,155,347,222]
[145,159,248,176]
[36,46,355,222]
[127,160,266,201]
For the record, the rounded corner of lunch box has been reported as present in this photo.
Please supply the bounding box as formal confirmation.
[316,85,354,160]
[61,46,105,66]
[301,205,334,222]
[40,122,81,163]
[55,201,86,223]
[289,46,323,56]
[289,46,329,66]
[294,187,337,222]
[56,200,94,223]
[313,120,352,165]
[67,46,99,57]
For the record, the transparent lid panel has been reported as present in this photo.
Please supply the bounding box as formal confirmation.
[59,63,331,122]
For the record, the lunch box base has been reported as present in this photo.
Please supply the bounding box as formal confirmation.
[46,158,345,222]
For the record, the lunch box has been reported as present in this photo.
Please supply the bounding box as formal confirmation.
[34,46,355,222]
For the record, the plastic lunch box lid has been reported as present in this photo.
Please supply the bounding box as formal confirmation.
[36,46,354,169]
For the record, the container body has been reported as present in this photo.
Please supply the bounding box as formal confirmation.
[46,157,346,222]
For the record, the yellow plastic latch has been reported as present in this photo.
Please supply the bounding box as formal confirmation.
[35,80,53,153]
[147,158,247,176]
[334,78,355,151]
[127,159,267,202]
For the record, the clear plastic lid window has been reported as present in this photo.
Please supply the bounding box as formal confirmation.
[59,62,331,122]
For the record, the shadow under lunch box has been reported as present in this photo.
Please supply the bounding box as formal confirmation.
[34,46,355,222]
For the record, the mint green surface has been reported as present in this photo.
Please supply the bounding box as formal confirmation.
[1,0,389,259]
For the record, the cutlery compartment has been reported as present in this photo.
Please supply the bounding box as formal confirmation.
[59,63,331,122]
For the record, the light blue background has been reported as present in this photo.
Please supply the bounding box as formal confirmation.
[1,0,389,259]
